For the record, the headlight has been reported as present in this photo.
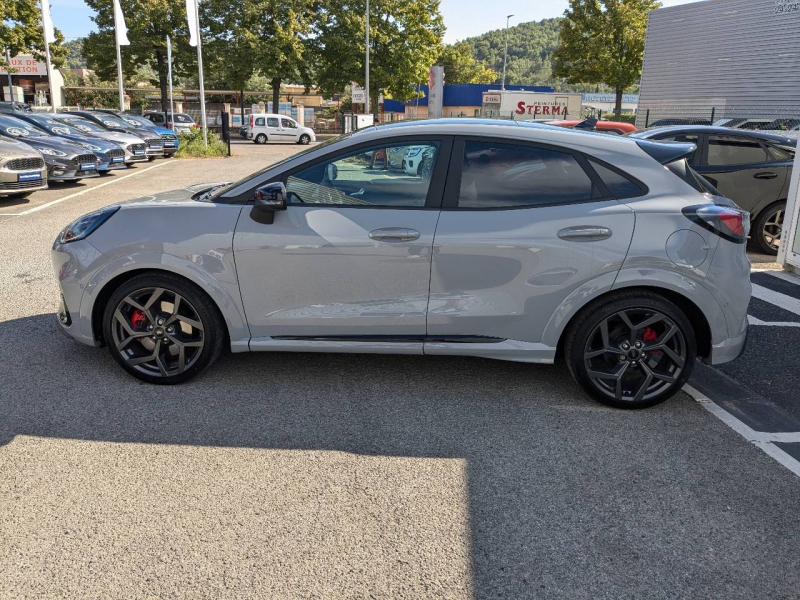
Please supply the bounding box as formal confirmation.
[37,147,68,157]
[407,147,423,157]
[58,205,120,244]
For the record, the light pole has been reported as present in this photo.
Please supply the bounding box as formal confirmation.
[365,0,370,115]
[501,14,514,91]
[4,47,12,102]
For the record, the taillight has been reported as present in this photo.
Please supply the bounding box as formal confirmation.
[682,204,750,244]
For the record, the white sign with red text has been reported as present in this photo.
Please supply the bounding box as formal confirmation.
[0,56,48,76]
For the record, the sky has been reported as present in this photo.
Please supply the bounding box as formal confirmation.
[50,0,699,43]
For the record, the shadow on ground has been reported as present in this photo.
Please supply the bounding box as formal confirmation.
[2,313,799,598]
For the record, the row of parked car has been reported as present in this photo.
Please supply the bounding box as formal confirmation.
[0,102,198,200]
[539,118,795,255]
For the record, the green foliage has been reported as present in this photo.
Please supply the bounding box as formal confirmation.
[82,0,197,112]
[0,0,67,68]
[313,0,445,104]
[552,0,660,114]
[63,39,86,69]
[461,18,562,87]
[174,130,228,158]
[435,42,496,85]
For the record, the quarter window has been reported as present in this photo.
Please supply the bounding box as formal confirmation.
[707,136,769,166]
[285,141,439,207]
[267,117,279,127]
[587,159,644,199]
[456,141,594,208]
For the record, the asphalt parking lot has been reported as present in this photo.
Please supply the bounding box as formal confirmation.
[2,141,800,599]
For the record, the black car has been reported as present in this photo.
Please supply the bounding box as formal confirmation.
[63,110,164,159]
[11,113,127,173]
[0,114,100,182]
[631,126,795,254]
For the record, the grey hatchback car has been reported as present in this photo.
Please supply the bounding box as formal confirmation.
[52,119,751,408]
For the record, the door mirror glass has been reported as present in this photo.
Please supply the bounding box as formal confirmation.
[251,182,287,224]
[326,163,338,181]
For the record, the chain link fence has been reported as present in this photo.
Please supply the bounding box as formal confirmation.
[636,106,800,134]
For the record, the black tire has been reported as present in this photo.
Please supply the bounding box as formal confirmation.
[298,134,311,145]
[565,292,696,409]
[148,155,156,162]
[255,133,267,144]
[752,201,785,255]
[102,272,226,384]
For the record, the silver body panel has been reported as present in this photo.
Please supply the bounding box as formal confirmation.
[52,120,751,368]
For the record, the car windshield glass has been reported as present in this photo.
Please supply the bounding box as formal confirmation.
[34,117,78,135]
[0,116,49,137]
[93,114,131,129]
[120,114,154,128]
[58,117,106,133]
[209,131,356,200]
[174,114,193,123]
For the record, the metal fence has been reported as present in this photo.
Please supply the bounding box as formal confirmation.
[637,106,800,133]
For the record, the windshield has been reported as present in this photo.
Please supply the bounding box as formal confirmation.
[0,115,49,137]
[57,117,106,133]
[31,117,79,136]
[120,114,155,128]
[93,113,133,129]
[209,131,355,200]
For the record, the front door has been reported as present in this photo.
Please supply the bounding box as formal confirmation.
[426,137,635,352]
[233,137,451,346]
[696,134,787,213]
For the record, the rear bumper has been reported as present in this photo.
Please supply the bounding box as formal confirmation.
[705,314,748,365]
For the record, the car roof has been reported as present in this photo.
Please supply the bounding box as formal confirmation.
[633,125,797,145]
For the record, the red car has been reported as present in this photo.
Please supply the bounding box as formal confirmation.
[545,118,637,135]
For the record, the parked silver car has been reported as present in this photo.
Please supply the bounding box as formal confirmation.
[52,119,751,408]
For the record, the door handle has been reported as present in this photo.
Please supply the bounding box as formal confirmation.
[369,227,420,242]
[754,172,778,180]
[557,226,612,242]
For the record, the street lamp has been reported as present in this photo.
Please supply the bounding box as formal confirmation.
[501,14,514,91]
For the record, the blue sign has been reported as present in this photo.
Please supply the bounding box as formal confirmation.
[18,171,41,181]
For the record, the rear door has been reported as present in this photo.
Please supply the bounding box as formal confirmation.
[425,137,636,350]
[695,134,787,213]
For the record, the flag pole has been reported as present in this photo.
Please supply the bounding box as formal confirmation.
[167,35,175,129]
[39,1,56,113]
[193,0,207,146]
[113,1,124,111]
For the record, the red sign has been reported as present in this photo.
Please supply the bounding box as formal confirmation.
[515,101,568,117]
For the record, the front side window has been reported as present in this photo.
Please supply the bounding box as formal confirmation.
[707,135,769,166]
[281,118,297,129]
[285,141,440,207]
[267,117,279,127]
[457,141,594,208]
[254,117,265,127]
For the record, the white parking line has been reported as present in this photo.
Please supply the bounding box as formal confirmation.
[0,159,174,217]
[748,315,800,327]
[751,283,800,317]
[761,270,800,286]
[684,384,800,478]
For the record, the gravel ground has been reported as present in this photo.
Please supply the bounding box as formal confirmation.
[1,142,799,599]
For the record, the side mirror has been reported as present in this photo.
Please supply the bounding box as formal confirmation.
[251,182,287,224]
[326,163,338,181]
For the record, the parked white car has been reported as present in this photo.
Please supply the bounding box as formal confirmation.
[247,114,315,145]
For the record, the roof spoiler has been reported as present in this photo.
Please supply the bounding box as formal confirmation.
[636,140,697,164]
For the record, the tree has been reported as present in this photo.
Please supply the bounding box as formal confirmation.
[0,0,66,68]
[313,0,445,106]
[63,39,86,69]
[436,42,496,84]
[552,0,660,116]
[82,0,196,112]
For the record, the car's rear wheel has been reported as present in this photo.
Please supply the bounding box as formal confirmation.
[298,134,311,145]
[102,273,225,384]
[255,133,267,144]
[565,293,696,409]
[752,201,785,255]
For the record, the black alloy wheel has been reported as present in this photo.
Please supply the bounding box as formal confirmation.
[103,273,225,384]
[566,293,696,408]
[753,202,785,255]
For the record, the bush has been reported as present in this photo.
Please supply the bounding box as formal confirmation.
[174,129,228,158]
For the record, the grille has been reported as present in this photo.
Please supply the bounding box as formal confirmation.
[73,154,98,169]
[128,143,146,153]
[106,148,125,159]
[0,179,44,190]
[160,133,177,142]
[145,138,163,147]
[6,157,45,171]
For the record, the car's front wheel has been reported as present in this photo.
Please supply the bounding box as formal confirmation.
[298,134,311,145]
[255,133,267,144]
[102,273,225,384]
[565,293,696,409]
[752,201,785,255]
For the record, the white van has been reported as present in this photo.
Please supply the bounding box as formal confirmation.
[247,113,316,145]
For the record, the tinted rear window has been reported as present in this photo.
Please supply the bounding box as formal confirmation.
[707,136,769,165]
[587,158,645,199]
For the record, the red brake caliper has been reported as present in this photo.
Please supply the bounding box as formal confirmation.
[642,327,658,343]
[131,309,147,340]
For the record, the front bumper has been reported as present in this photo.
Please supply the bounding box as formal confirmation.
[48,165,100,181]
[52,238,105,347]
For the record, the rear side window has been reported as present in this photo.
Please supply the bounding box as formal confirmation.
[457,141,594,208]
[267,117,279,127]
[707,135,769,165]
[587,158,645,199]
[254,117,265,126]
